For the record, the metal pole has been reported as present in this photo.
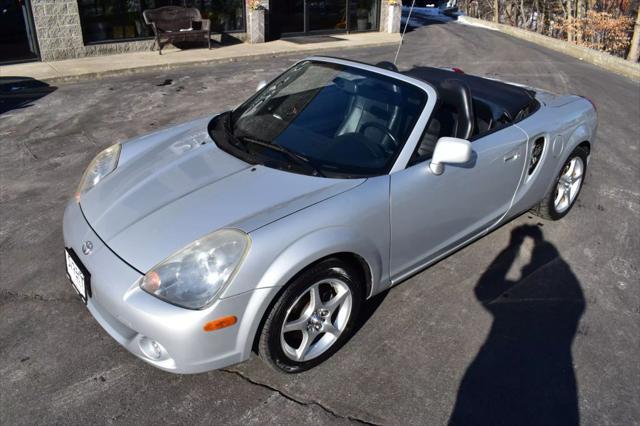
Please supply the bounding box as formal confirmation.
[393,0,416,65]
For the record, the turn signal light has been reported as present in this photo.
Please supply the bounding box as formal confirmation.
[203,315,237,332]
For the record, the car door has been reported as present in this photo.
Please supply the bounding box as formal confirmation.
[389,125,529,281]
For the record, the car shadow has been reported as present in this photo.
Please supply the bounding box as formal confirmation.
[448,225,585,425]
[353,287,389,336]
[0,77,57,116]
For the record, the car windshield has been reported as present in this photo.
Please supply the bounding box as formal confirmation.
[212,60,427,178]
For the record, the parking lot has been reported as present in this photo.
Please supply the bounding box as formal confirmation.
[1,18,639,425]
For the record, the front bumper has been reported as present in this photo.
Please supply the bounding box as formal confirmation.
[62,201,275,373]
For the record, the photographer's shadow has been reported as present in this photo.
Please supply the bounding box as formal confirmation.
[449,225,585,425]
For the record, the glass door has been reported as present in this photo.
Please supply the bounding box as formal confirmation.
[270,0,379,38]
[270,0,305,37]
[348,0,379,32]
[0,0,39,64]
[307,0,346,32]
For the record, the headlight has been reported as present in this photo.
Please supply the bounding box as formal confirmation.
[75,144,121,202]
[139,229,250,309]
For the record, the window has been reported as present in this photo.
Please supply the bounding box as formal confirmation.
[270,0,380,36]
[190,0,245,32]
[77,0,245,44]
[348,0,379,32]
[211,61,428,177]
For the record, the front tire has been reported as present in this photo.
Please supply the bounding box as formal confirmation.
[258,258,363,373]
[532,146,588,220]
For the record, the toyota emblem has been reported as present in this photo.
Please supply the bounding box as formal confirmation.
[81,241,93,255]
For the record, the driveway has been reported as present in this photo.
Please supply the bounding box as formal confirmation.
[1,19,638,425]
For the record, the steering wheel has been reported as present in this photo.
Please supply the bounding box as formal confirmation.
[359,122,398,153]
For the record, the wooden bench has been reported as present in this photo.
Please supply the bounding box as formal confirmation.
[143,6,211,55]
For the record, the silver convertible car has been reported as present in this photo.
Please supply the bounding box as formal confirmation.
[63,56,597,373]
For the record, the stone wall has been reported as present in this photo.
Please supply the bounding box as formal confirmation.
[31,0,155,61]
[379,0,401,34]
[246,0,268,42]
[460,16,640,81]
[31,0,84,60]
[380,0,389,32]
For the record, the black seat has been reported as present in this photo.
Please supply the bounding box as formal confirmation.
[345,80,400,151]
[413,79,475,163]
[437,79,475,140]
[375,61,399,72]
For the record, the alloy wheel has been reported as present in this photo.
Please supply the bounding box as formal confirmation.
[554,156,584,214]
[280,278,353,362]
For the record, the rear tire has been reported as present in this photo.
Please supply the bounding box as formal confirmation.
[531,146,588,221]
[258,258,363,373]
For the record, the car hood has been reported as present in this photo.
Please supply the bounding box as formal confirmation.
[80,118,365,272]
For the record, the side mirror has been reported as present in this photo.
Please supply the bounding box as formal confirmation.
[256,80,267,92]
[430,137,472,175]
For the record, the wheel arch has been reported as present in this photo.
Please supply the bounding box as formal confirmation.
[297,251,373,299]
[577,140,591,156]
[248,251,374,355]
[565,123,592,156]
[254,226,383,297]
[235,225,385,360]
[540,124,592,201]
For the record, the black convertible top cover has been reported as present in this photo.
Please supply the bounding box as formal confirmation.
[403,67,537,120]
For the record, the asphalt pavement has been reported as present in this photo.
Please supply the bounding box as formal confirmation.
[1,17,639,425]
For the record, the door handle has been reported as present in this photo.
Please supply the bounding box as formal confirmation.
[504,151,519,162]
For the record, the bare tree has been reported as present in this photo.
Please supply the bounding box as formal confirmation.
[567,0,574,42]
[576,0,584,42]
[628,6,640,61]
[461,0,637,59]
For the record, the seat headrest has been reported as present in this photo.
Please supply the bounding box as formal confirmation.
[438,79,475,140]
[375,61,399,72]
[356,82,402,106]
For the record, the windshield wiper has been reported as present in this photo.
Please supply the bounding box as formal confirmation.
[237,136,326,177]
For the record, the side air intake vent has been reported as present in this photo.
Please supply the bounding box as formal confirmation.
[528,137,545,175]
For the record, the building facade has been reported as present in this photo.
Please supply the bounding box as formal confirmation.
[0,0,401,63]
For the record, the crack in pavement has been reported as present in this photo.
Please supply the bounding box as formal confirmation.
[221,368,383,426]
[0,289,78,304]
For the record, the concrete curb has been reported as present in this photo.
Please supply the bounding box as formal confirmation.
[7,40,400,85]
[459,16,640,81]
